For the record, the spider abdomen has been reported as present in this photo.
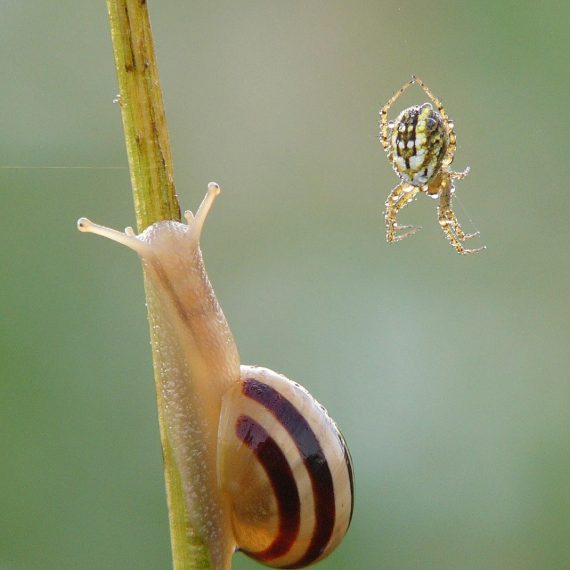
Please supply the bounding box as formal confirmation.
[389,103,447,187]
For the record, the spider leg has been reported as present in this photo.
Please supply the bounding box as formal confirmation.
[413,76,450,125]
[450,166,470,180]
[385,182,421,243]
[441,123,458,168]
[437,178,485,254]
[379,78,415,152]
[413,76,458,168]
[445,168,479,239]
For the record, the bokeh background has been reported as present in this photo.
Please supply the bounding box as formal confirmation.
[1,1,569,569]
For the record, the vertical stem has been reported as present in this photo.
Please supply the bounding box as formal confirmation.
[105,1,212,568]
[106,0,181,232]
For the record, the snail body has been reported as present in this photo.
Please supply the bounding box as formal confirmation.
[78,183,353,569]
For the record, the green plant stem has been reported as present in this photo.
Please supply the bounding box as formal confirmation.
[105,1,212,568]
[106,0,181,231]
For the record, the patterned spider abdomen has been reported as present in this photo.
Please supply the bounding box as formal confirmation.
[389,103,448,187]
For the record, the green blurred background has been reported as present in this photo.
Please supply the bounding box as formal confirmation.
[1,1,569,568]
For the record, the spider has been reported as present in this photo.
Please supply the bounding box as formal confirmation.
[379,76,485,255]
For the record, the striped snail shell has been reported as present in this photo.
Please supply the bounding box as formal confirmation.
[78,183,353,569]
[219,365,354,568]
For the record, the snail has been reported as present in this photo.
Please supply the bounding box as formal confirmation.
[78,183,354,569]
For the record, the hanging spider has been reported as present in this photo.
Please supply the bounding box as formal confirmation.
[379,76,485,255]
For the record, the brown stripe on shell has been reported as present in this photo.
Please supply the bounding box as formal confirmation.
[343,442,355,526]
[235,415,301,561]
[242,378,337,568]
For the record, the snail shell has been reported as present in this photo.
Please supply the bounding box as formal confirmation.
[219,365,354,568]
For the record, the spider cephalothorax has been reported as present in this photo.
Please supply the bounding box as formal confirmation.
[379,76,485,255]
